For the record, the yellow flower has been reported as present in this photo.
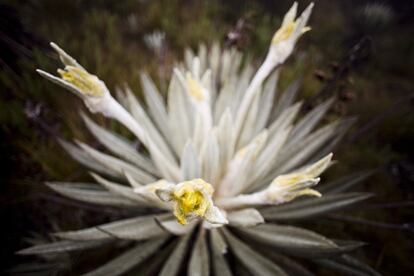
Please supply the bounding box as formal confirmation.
[58,66,104,97]
[216,153,331,210]
[173,185,209,224]
[172,179,212,224]
[265,153,332,203]
[272,22,311,45]
[271,2,313,45]
[155,179,227,225]
[266,173,321,203]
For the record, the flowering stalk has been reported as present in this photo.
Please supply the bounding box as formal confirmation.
[37,43,180,181]
[232,2,314,150]
[217,153,332,210]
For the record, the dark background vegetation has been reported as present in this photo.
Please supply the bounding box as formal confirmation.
[0,0,413,275]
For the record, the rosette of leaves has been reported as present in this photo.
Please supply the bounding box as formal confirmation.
[18,3,380,276]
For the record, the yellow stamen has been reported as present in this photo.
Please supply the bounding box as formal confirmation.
[58,66,103,97]
[272,21,297,44]
[272,21,311,45]
[171,179,213,224]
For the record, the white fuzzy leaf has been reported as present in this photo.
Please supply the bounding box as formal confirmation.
[268,101,302,140]
[260,192,373,220]
[81,113,157,175]
[235,224,360,257]
[46,182,137,207]
[157,219,196,236]
[90,173,155,207]
[223,229,288,276]
[200,129,220,185]
[17,240,107,255]
[36,69,83,97]
[246,127,291,192]
[188,230,209,276]
[82,237,168,276]
[125,87,177,166]
[287,98,334,146]
[237,90,261,149]
[271,78,301,120]
[210,229,231,276]
[227,208,265,227]
[319,170,373,194]
[77,141,155,184]
[216,109,234,175]
[219,131,268,196]
[159,234,192,276]
[254,71,280,134]
[140,73,171,139]
[54,215,168,241]
[209,42,221,85]
[270,120,342,178]
[168,71,193,155]
[214,75,237,122]
[184,48,195,70]
[198,43,208,75]
[58,139,116,178]
[210,229,227,254]
[180,140,201,181]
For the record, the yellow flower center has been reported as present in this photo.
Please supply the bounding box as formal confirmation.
[272,21,311,45]
[172,180,213,224]
[58,66,103,97]
[272,21,297,44]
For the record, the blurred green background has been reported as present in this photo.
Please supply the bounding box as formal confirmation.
[0,0,413,275]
